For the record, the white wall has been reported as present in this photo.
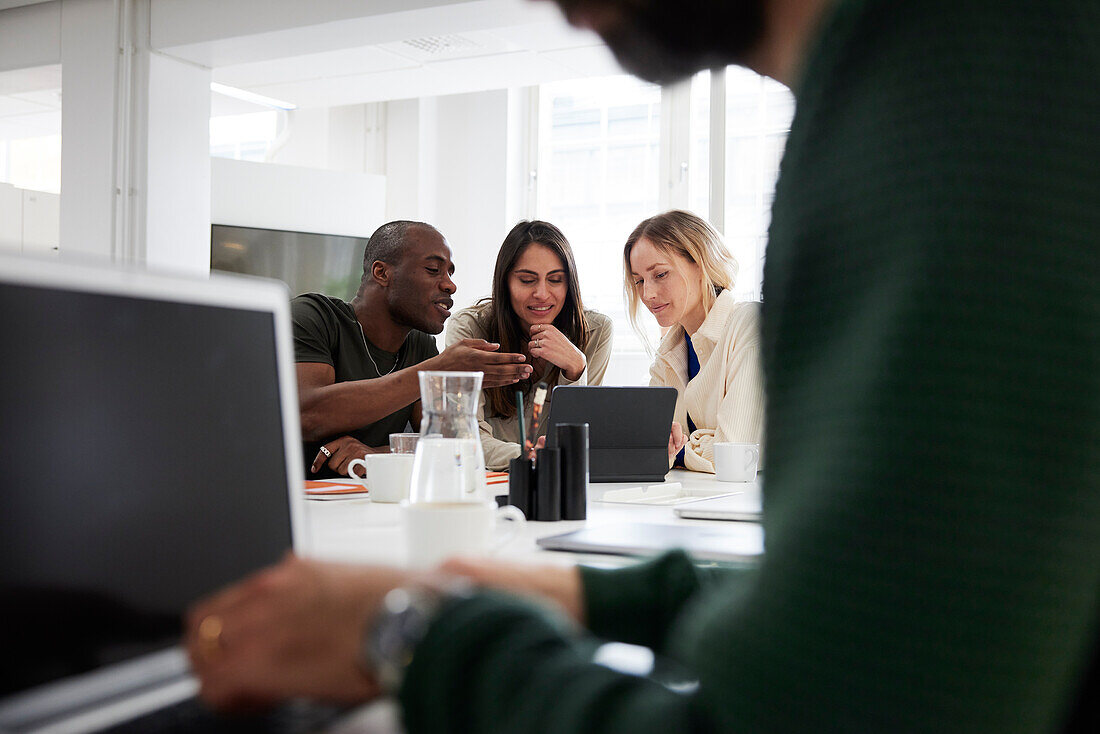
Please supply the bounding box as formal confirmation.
[269,89,513,312]
[21,186,59,253]
[58,0,118,261]
[384,98,422,221]
[429,89,509,311]
[268,108,330,170]
[268,103,384,175]
[211,157,385,238]
[0,183,20,247]
[414,97,439,226]
[0,1,59,72]
[0,181,60,254]
[144,52,212,275]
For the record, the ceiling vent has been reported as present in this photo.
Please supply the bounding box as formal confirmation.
[403,34,480,56]
[381,34,493,63]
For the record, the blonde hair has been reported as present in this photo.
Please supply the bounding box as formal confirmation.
[623,210,738,349]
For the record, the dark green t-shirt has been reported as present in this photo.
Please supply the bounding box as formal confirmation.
[291,293,438,478]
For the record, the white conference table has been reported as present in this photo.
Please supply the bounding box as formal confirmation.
[299,469,761,568]
[297,469,761,734]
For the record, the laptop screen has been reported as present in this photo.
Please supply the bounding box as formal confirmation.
[0,277,295,700]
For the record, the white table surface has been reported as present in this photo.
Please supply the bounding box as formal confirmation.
[296,470,762,733]
[299,469,761,569]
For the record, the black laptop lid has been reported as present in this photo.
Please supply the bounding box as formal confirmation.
[0,266,297,703]
[545,386,677,482]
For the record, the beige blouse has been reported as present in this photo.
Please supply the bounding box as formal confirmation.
[648,290,765,473]
[444,304,614,470]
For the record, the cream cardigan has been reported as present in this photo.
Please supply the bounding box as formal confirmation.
[445,304,614,470]
[649,290,765,473]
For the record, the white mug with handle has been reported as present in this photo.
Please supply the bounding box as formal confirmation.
[713,442,761,482]
[402,501,526,569]
[347,453,414,503]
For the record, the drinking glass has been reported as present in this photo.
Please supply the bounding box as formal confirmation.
[389,433,420,454]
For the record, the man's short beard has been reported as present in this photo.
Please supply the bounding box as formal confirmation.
[556,0,766,85]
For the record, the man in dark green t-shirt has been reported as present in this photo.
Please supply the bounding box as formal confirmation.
[294,220,533,478]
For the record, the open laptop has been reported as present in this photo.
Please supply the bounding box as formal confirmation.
[0,253,316,733]
[544,386,677,482]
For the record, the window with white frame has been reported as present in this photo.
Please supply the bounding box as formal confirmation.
[724,66,795,301]
[210,111,278,162]
[687,71,712,220]
[532,67,794,385]
[535,75,662,386]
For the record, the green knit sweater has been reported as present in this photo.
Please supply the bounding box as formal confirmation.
[400,1,1100,731]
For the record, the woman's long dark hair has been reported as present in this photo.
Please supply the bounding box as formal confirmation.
[481,221,589,420]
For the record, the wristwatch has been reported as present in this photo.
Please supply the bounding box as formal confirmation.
[362,582,470,693]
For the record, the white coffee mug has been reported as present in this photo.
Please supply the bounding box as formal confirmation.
[402,501,526,569]
[347,453,414,503]
[713,442,760,482]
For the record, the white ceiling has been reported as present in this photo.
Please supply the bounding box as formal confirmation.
[0,63,61,140]
[205,3,620,114]
[0,0,620,140]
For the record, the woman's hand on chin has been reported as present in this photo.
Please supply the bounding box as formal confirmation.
[528,323,586,380]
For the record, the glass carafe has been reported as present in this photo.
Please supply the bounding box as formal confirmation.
[409,371,487,503]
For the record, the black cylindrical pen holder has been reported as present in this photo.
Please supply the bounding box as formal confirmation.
[535,447,561,521]
[508,457,535,519]
[557,423,589,520]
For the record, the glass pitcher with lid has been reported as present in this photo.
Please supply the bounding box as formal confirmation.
[409,371,488,503]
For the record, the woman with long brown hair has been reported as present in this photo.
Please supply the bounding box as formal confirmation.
[446,220,613,469]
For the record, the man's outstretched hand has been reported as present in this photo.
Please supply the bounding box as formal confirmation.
[433,338,533,387]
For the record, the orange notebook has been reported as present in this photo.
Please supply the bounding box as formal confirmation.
[304,480,366,496]
[305,472,509,497]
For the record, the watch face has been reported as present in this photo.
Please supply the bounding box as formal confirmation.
[365,587,441,692]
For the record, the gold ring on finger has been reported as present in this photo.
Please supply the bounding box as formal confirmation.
[198,615,224,659]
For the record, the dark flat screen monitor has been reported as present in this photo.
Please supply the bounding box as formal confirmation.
[211,224,367,300]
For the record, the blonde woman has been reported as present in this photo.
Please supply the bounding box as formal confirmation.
[625,210,764,472]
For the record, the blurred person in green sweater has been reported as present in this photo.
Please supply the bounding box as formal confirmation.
[186,1,1100,731]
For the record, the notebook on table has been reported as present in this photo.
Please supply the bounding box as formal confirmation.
[305,471,509,501]
[537,522,763,562]
[544,386,677,483]
[0,254,345,733]
[674,487,763,522]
